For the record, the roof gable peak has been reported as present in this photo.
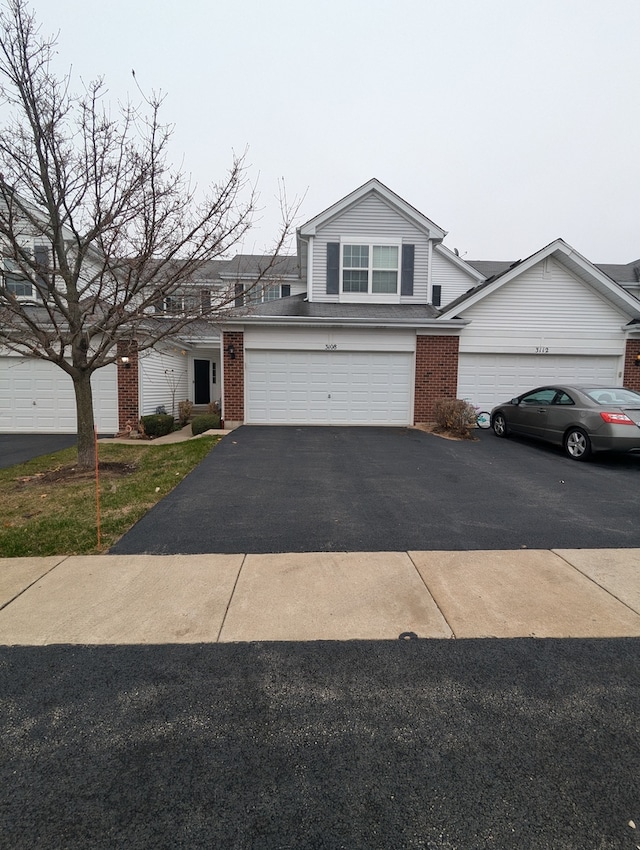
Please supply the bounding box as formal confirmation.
[298,178,447,240]
[439,237,640,321]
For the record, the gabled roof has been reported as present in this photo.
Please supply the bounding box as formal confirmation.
[298,178,447,240]
[466,260,516,279]
[468,257,640,287]
[219,254,300,279]
[595,260,640,284]
[439,238,640,321]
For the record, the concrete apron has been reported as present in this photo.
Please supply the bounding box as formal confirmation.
[0,549,639,645]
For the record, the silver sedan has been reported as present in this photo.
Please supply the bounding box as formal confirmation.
[491,385,640,460]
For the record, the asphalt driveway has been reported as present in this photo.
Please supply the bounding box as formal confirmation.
[0,434,77,469]
[111,426,640,554]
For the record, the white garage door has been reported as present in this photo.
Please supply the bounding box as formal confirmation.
[458,353,620,410]
[245,349,413,425]
[0,357,118,433]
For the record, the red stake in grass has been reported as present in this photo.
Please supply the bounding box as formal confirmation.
[94,426,101,549]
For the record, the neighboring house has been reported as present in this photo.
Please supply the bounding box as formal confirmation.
[2,177,640,432]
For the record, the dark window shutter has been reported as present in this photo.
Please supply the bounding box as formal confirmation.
[326,242,340,295]
[281,284,290,297]
[33,245,50,294]
[432,284,442,307]
[234,283,244,307]
[401,244,414,296]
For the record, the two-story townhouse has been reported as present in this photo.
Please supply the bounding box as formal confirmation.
[217,179,640,428]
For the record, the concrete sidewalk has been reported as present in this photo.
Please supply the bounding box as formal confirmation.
[1,549,639,644]
[98,425,231,445]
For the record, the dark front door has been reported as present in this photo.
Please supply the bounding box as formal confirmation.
[194,359,211,405]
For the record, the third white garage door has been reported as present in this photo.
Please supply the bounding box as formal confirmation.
[245,349,413,425]
[458,353,621,410]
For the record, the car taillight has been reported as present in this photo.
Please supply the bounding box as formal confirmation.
[600,411,635,425]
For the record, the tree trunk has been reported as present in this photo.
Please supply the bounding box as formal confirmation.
[73,371,96,470]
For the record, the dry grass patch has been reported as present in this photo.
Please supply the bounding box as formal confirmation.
[0,437,219,557]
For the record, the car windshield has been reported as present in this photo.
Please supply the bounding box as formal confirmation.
[585,388,640,405]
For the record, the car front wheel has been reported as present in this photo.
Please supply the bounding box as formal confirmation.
[564,428,592,461]
[492,412,508,437]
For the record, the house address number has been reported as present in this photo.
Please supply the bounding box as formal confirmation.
[325,344,338,350]
[535,347,549,354]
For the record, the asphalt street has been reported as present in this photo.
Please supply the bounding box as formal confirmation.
[111,425,640,554]
[1,638,639,850]
[0,434,77,469]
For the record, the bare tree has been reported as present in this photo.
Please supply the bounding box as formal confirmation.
[0,0,295,468]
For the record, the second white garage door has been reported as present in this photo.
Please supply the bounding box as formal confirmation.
[458,353,621,410]
[245,350,413,425]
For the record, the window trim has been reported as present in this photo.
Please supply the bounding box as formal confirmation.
[236,282,291,306]
[339,237,402,302]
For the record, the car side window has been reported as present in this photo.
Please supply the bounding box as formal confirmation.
[520,388,557,405]
[554,392,574,405]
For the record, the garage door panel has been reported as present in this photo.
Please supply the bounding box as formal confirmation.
[458,354,620,410]
[245,350,412,425]
[0,357,118,433]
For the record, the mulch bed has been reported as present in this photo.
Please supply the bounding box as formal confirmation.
[16,462,137,486]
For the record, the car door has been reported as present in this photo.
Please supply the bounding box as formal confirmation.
[509,387,558,439]
[542,390,577,446]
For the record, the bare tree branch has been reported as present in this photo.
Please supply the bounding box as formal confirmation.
[0,0,300,468]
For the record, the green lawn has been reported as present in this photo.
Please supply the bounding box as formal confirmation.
[0,437,219,557]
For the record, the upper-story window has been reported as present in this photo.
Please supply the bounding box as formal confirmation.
[163,292,200,315]
[342,243,399,295]
[3,247,51,299]
[235,282,291,307]
[4,259,32,297]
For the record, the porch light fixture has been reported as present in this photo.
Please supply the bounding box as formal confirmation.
[636,353,640,365]
[227,344,236,360]
[119,356,131,369]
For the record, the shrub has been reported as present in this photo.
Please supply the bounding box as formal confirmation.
[140,413,175,438]
[207,400,221,416]
[191,413,221,435]
[178,399,193,426]
[432,398,478,439]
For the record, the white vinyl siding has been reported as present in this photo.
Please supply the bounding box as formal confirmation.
[457,257,630,356]
[244,325,415,353]
[245,349,413,425]
[431,248,482,307]
[139,348,188,417]
[311,194,429,303]
[458,353,621,410]
[0,356,117,433]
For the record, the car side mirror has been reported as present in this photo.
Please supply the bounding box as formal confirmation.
[510,398,520,405]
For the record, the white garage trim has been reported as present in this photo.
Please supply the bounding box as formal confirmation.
[458,353,622,410]
[245,349,413,425]
[0,357,118,433]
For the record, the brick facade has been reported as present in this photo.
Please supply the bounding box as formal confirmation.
[117,339,139,431]
[623,338,640,392]
[223,331,244,425]
[414,335,460,423]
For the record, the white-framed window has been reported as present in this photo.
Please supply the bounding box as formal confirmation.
[2,246,52,300]
[341,242,400,295]
[3,259,33,298]
[235,282,291,306]
[162,291,200,315]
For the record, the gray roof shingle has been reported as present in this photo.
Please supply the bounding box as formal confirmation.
[229,294,440,321]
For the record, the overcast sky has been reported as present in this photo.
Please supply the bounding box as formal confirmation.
[25,0,640,262]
